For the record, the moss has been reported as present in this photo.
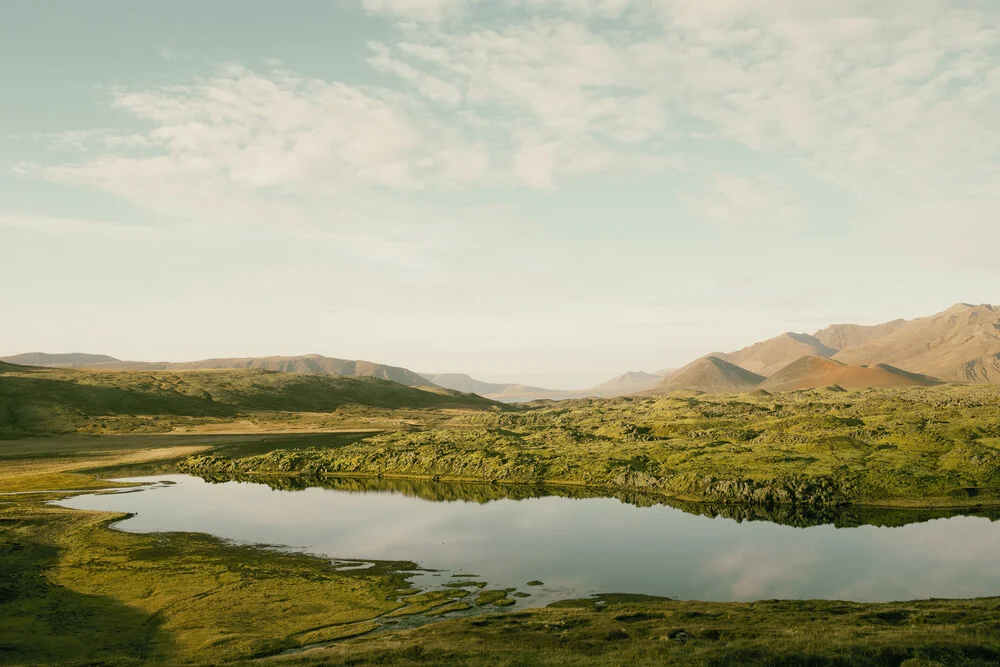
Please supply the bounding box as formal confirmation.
[182,385,1000,508]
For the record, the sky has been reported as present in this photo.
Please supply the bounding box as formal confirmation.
[2,0,999,388]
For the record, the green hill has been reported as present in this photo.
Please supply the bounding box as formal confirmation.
[0,363,499,437]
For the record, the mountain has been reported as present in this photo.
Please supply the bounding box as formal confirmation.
[2,353,434,388]
[831,304,1000,383]
[720,333,837,377]
[813,319,907,350]
[590,371,663,395]
[760,356,943,392]
[420,373,571,401]
[0,363,499,437]
[0,352,121,367]
[647,356,765,393]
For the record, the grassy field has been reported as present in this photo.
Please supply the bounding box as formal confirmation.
[0,363,501,438]
[2,381,999,664]
[279,595,1000,666]
[180,385,1000,508]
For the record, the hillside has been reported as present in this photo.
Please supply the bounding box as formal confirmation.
[831,304,1000,383]
[4,353,435,388]
[813,319,907,350]
[419,373,565,399]
[0,363,499,437]
[760,356,943,391]
[590,371,663,395]
[721,332,837,377]
[648,356,765,393]
[0,352,121,367]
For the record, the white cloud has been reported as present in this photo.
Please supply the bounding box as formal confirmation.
[360,0,474,22]
[24,0,1000,235]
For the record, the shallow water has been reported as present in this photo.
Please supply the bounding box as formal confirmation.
[57,475,1000,606]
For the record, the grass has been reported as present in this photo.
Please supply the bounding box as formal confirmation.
[179,385,1000,508]
[0,497,418,664]
[0,363,501,438]
[2,386,999,664]
[277,595,1000,666]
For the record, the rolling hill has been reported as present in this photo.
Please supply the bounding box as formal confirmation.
[647,356,765,393]
[418,373,567,400]
[0,352,121,367]
[0,353,434,388]
[0,363,499,437]
[759,356,943,392]
[831,303,1000,383]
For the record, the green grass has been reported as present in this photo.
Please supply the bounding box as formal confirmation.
[179,385,1000,508]
[0,364,501,438]
[278,595,1000,666]
[0,496,417,664]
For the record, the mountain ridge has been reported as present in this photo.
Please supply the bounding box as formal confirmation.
[647,356,766,394]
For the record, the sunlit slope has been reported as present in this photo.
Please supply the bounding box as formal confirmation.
[832,304,1000,383]
[648,356,765,393]
[0,364,498,437]
[721,332,838,377]
[760,356,944,391]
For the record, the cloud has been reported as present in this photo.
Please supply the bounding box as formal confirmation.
[360,0,475,23]
[21,0,1000,233]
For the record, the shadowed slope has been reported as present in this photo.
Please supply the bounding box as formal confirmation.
[52,354,435,388]
[0,365,500,437]
[814,319,908,350]
[761,356,944,391]
[721,332,838,377]
[832,304,1000,383]
[647,356,765,393]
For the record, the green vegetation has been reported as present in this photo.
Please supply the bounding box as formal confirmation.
[279,595,1000,666]
[3,383,1000,664]
[0,496,420,664]
[180,385,1000,508]
[0,363,500,438]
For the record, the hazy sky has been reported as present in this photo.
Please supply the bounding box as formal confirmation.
[3,1,999,388]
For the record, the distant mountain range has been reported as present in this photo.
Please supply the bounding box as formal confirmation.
[647,303,1000,393]
[421,370,668,400]
[6,303,999,398]
[0,353,433,388]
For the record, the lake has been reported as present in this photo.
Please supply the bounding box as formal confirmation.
[57,474,1000,606]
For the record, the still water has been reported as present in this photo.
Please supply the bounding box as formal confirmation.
[58,475,1000,605]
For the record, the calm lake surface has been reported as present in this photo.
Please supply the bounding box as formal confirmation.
[58,475,1000,606]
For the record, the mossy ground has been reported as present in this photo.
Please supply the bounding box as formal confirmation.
[0,496,416,664]
[275,596,1000,666]
[181,385,1000,508]
[0,364,500,438]
[2,404,999,665]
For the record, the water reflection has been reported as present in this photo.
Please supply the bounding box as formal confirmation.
[57,474,1000,605]
[198,472,1000,529]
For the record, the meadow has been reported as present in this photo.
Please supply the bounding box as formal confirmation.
[2,367,999,664]
[181,385,1000,508]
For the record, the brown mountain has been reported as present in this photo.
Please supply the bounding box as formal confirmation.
[831,304,1000,383]
[420,373,569,400]
[813,319,907,350]
[0,352,121,367]
[760,356,943,392]
[2,353,436,388]
[590,371,664,395]
[720,333,837,377]
[648,356,765,393]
